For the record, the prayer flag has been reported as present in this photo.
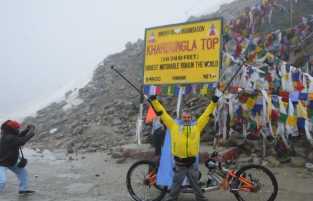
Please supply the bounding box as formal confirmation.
[167,85,175,96]
[174,86,180,96]
[145,106,156,124]
[297,102,308,119]
[299,93,308,101]
[279,91,289,102]
[290,91,299,102]
[271,110,279,122]
[308,101,313,109]
[308,93,313,100]
[295,81,305,91]
[200,85,208,96]
[297,118,305,129]
[279,113,288,123]
[287,115,297,127]
[144,85,150,95]
[292,71,300,81]
[246,97,256,110]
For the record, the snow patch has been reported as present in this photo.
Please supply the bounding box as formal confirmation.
[62,89,84,111]
[23,148,66,161]
[49,128,58,134]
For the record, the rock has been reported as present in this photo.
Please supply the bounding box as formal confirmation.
[66,183,94,194]
[236,156,253,166]
[252,156,262,165]
[290,157,306,168]
[105,107,115,115]
[119,84,126,90]
[305,163,313,171]
[261,160,269,167]
[220,147,240,161]
[307,151,313,163]
[86,147,98,152]
[116,157,127,164]
[225,136,245,147]
[293,146,307,158]
[111,152,123,159]
[110,144,154,160]
[266,156,281,168]
[54,151,66,160]
[42,150,57,161]
[112,118,122,126]
[67,143,74,154]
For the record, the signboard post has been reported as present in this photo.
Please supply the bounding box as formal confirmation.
[176,86,185,119]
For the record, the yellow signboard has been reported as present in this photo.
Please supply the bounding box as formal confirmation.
[144,18,222,85]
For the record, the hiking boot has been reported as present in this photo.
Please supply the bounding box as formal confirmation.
[19,190,35,195]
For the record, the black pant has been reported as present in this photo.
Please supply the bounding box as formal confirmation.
[165,164,207,201]
[152,128,165,156]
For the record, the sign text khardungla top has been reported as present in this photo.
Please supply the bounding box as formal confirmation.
[144,19,222,85]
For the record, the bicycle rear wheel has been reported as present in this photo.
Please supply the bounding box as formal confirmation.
[126,160,167,201]
[231,164,278,201]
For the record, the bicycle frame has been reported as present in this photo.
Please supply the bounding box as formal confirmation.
[145,165,256,194]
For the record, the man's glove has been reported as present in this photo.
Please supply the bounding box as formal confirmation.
[27,124,35,129]
[148,95,163,116]
[212,95,219,103]
[148,95,157,102]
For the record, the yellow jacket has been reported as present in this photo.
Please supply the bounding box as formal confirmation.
[150,99,217,158]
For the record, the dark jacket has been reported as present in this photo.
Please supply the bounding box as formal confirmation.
[0,126,35,167]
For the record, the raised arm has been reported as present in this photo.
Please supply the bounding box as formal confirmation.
[12,126,35,146]
[149,96,176,130]
[18,127,30,137]
[196,96,219,133]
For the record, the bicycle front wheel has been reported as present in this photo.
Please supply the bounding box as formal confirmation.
[126,160,167,201]
[231,164,278,201]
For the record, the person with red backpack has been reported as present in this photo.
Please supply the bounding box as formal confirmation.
[0,120,35,194]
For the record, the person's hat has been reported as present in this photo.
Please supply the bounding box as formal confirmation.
[1,120,21,130]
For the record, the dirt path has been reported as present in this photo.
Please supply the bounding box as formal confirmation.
[1,150,313,201]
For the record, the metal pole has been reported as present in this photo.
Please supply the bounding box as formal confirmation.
[176,86,185,119]
[111,66,142,94]
[289,0,294,27]
[222,64,243,94]
[262,135,266,158]
[136,90,144,145]
[136,105,143,145]
[111,66,145,144]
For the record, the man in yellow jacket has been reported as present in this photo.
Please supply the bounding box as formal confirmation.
[149,95,219,201]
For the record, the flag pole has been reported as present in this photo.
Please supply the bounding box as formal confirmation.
[111,65,145,144]
[176,86,185,119]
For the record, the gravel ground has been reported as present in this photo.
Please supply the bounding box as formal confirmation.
[1,151,313,201]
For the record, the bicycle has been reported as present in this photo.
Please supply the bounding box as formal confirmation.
[126,152,278,201]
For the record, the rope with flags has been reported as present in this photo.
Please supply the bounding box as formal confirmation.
[143,0,313,146]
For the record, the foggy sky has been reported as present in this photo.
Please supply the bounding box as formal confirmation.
[0,0,233,120]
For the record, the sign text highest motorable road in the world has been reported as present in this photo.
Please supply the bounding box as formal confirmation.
[144,18,222,85]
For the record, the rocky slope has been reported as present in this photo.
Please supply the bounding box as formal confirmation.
[24,40,146,152]
[23,0,313,154]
